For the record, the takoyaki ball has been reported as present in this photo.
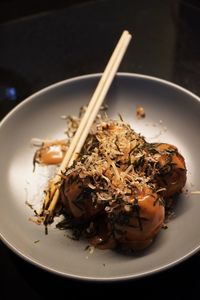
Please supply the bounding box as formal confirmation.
[60,172,104,221]
[149,143,187,198]
[109,186,165,250]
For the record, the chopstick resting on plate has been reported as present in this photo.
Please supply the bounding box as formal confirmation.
[41,30,132,227]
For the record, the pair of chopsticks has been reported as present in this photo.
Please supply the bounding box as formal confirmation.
[42,30,132,225]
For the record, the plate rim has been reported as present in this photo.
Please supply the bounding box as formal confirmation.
[0,72,200,281]
[1,72,200,128]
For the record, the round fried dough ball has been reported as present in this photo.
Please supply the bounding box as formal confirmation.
[108,186,165,250]
[150,143,187,198]
[60,172,104,220]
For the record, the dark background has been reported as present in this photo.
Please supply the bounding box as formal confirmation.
[0,0,89,23]
[0,0,200,298]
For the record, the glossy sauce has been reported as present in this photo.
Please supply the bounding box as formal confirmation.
[35,140,68,165]
[88,218,116,250]
[90,234,116,250]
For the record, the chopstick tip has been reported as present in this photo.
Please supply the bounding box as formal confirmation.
[123,29,132,36]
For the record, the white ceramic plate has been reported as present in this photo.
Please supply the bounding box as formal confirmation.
[0,73,200,281]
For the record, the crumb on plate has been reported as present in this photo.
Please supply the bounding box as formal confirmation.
[136,106,146,119]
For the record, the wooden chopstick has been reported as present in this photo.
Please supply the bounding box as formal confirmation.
[43,30,132,224]
[68,31,132,166]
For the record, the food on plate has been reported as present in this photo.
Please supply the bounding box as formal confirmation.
[136,105,146,119]
[33,139,68,166]
[146,143,187,198]
[109,185,164,250]
[33,114,186,251]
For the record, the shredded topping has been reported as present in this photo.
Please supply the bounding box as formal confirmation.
[64,118,157,205]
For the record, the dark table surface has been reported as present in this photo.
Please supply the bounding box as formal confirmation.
[0,0,200,297]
